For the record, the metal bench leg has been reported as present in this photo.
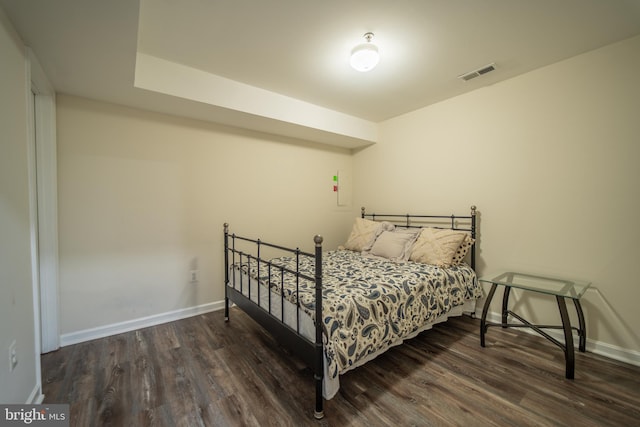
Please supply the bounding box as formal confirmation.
[574,298,587,352]
[480,283,498,347]
[501,286,511,327]
[557,296,575,379]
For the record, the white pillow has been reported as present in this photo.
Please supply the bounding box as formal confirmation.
[369,229,419,261]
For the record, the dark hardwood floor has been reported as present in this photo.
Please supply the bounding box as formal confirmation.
[42,308,640,426]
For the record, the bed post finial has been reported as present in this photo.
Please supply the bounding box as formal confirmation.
[470,206,477,216]
[224,223,229,233]
[361,207,366,218]
[314,235,323,246]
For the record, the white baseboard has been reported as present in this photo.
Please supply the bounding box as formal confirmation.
[584,339,640,366]
[60,301,225,347]
[483,311,640,367]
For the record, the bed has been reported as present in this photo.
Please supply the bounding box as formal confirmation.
[223,206,482,419]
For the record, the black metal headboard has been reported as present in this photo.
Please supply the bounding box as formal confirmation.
[361,206,478,269]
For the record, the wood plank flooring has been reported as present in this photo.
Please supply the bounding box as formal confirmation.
[41,308,640,426]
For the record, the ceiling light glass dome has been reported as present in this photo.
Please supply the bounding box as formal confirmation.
[350,32,380,72]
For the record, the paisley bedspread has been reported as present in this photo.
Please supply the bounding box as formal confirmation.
[235,249,482,387]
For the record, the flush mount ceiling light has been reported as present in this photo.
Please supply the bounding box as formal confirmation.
[350,32,380,72]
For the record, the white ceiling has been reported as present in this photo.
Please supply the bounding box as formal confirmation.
[3,0,640,147]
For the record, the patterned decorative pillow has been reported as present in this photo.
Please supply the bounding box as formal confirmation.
[451,233,475,265]
[368,228,420,261]
[343,218,394,252]
[409,228,467,267]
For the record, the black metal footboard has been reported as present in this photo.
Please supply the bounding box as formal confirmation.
[223,224,325,419]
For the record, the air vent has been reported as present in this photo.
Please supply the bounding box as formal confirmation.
[458,63,496,82]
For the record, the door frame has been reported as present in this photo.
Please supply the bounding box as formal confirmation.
[28,48,59,353]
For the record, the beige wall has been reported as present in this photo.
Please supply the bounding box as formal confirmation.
[56,95,355,335]
[354,35,640,356]
[0,9,38,403]
[56,35,640,359]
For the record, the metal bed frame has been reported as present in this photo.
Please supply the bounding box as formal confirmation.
[223,206,477,419]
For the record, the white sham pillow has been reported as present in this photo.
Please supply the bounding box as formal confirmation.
[369,228,420,261]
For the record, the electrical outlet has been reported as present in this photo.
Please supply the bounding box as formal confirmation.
[9,340,17,372]
[190,270,198,283]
